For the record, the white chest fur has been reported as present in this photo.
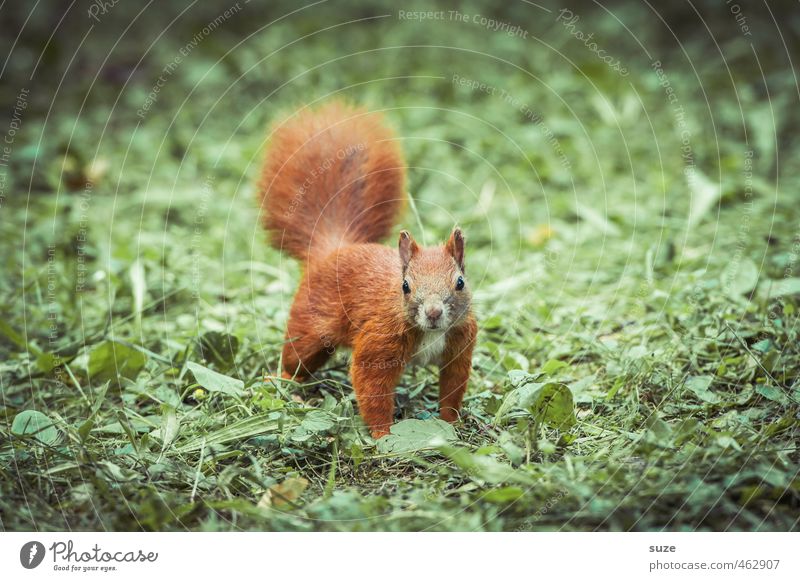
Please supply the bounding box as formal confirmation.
[410,330,448,367]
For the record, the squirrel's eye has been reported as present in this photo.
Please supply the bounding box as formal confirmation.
[402,280,411,294]
[456,276,465,291]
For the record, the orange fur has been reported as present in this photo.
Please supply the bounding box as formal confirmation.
[258,101,477,438]
[258,101,405,261]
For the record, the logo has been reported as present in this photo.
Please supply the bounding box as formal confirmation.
[20,541,46,569]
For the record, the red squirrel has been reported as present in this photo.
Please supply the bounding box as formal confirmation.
[257,101,477,439]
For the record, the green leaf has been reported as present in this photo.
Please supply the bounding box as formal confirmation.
[645,414,673,440]
[538,438,557,454]
[715,432,742,451]
[569,374,597,404]
[481,315,504,330]
[11,410,61,446]
[195,331,239,370]
[87,341,147,384]
[129,259,146,329]
[77,419,94,443]
[300,410,335,433]
[759,277,800,299]
[36,352,59,374]
[687,170,721,229]
[574,200,621,236]
[498,431,524,465]
[627,345,649,360]
[376,419,457,454]
[519,382,576,430]
[721,258,759,297]
[494,370,545,423]
[98,460,141,482]
[507,369,534,387]
[494,373,576,430]
[255,395,285,411]
[541,358,568,375]
[156,406,180,451]
[755,384,788,405]
[751,339,773,353]
[173,414,282,453]
[502,351,529,372]
[439,446,533,484]
[0,319,29,351]
[348,443,364,469]
[685,375,720,404]
[674,418,702,445]
[482,486,525,503]
[186,361,244,396]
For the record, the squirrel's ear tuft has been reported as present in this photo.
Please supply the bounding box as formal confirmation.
[399,230,419,270]
[446,227,466,272]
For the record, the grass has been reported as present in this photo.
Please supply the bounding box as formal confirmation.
[1,0,799,531]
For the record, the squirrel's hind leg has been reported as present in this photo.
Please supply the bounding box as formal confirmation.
[280,313,335,381]
[280,336,333,380]
[280,281,338,380]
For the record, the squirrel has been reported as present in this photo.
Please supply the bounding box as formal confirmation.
[257,101,477,439]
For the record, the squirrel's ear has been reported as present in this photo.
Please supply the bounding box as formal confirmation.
[446,227,466,272]
[398,230,419,270]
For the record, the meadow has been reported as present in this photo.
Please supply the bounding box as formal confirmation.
[1,0,798,531]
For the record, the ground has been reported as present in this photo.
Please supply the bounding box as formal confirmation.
[1,0,798,531]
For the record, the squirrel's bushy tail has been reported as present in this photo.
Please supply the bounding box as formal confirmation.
[258,101,406,262]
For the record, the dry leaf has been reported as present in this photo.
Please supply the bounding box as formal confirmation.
[258,477,309,509]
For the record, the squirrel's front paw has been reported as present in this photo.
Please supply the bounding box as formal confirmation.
[370,428,391,440]
[439,408,461,423]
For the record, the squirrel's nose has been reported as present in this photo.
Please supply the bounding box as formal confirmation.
[425,306,443,322]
